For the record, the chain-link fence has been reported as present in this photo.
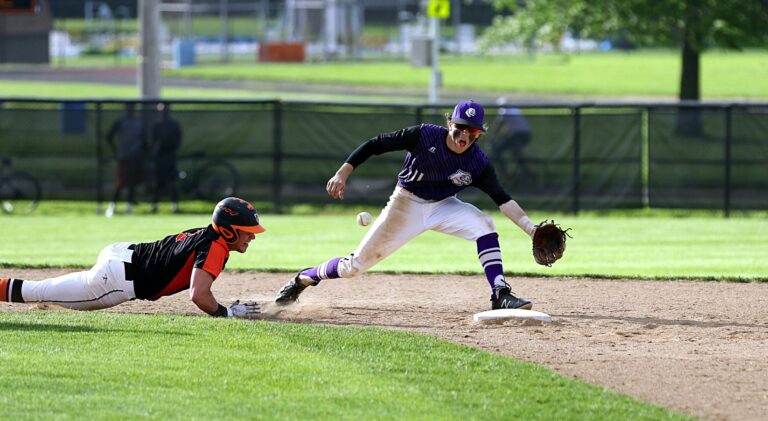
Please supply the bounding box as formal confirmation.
[1,99,766,215]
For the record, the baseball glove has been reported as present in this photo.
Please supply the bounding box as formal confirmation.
[532,220,571,267]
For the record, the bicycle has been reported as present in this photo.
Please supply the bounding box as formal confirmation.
[177,152,241,202]
[0,157,42,214]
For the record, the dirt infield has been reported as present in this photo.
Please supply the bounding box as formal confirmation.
[2,269,766,421]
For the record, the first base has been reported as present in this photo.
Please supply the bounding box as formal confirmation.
[473,309,552,323]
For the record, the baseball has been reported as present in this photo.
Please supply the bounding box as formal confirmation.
[356,211,372,226]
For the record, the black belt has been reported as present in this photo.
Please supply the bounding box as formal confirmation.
[124,244,137,280]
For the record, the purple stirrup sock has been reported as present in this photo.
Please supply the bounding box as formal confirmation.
[477,233,506,299]
[300,257,343,283]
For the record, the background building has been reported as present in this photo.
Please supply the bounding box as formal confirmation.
[0,0,53,63]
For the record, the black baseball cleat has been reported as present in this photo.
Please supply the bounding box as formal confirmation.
[275,269,313,305]
[491,284,533,310]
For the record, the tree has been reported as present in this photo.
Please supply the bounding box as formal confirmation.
[483,0,768,103]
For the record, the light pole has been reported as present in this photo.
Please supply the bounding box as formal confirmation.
[425,0,449,104]
[139,0,161,99]
[428,16,440,104]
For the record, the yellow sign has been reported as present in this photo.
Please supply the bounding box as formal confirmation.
[427,0,450,19]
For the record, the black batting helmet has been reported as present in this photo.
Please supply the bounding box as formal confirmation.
[211,197,266,243]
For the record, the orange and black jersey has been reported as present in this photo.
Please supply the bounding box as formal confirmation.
[128,225,230,300]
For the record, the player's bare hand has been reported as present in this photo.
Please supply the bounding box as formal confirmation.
[327,163,354,200]
[327,175,347,200]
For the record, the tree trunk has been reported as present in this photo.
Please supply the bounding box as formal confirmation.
[679,39,700,101]
[676,13,703,135]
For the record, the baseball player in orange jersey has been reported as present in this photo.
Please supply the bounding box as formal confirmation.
[1,197,264,318]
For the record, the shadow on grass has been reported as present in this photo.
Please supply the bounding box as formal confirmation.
[0,321,193,335]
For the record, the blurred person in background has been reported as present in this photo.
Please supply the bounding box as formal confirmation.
[150,102,182,214]
[488,98,534,184]
[105,103,146,217]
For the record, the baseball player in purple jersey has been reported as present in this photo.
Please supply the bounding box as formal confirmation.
[275,100,538,310]
[1,197,264,318]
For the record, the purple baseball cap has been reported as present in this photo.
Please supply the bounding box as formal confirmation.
[450,100,486,132]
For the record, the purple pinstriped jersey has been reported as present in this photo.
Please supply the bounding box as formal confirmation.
[397,124,490,201]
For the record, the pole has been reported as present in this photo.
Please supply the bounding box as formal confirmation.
[723,106,732,218]
[452,0,461,55]
[95,101,103,214]
[572,107,581,215]
[272,101,284,214]
[325,0,338,59]
[285,0,295,41]
[260,0,268,41]
[138,0,161,99]
[220,0,230,63]
[429,17,440,104]
[184,0,192,37]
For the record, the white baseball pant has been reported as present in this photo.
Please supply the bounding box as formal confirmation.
[21,242,137,310]
[336,186,496,277]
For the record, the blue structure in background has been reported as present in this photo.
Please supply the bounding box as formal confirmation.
[60,102,87,134]
[173,38,196,67]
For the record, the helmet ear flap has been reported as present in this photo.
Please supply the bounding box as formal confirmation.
[213,223,239,243]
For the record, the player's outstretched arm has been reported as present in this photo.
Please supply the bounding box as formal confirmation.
[189,268,260,317]
[327,162,355,200]
[189,268,220,315]
[499,200,536,238]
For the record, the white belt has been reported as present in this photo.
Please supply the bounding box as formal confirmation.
[98,242,134,264]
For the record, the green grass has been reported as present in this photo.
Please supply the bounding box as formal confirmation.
[54,19,404,45]
[0,81,248,99]
[1,207,765,280]
[0,311,688,420]
[5,50,768,100]
[0,80,421,103]
[163,50,768,99]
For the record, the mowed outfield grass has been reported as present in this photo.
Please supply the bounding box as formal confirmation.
[0,312,689,420]
[0,210,765,280]
[4,50,768,100]
[0,80,420,103]
[164,50,768,99]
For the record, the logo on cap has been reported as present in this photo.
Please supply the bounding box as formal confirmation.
[451,100,485,131]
